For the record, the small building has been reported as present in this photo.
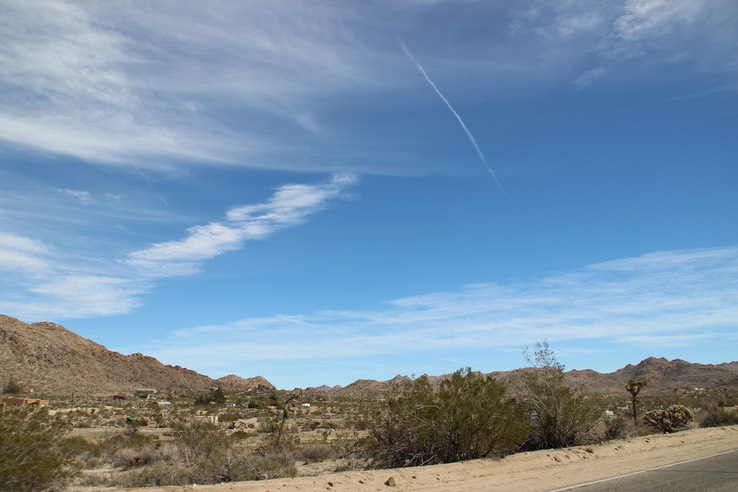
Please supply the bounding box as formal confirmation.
[136,388,158,399]
[3,397,49,407]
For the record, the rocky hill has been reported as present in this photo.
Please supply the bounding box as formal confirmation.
[322,359,738,398]
[0,315,274,395]
[2,314,736,397]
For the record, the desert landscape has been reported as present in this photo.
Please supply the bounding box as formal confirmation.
[3,314,738,491]
[110,425,738,492]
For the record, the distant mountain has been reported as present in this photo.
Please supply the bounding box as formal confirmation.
[325,358,738,398]
[0,315,273,395]
[215,374,274,392]
[3,314,736,397]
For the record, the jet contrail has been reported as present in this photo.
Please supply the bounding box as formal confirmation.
[132,163,169,206]
[399,40,505,195]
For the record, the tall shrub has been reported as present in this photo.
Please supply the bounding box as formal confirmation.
[365,368,528,468]
[521,341,599,449]
[0,407,79,491]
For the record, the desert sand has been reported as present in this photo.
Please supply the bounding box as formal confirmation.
[87,425,738,492]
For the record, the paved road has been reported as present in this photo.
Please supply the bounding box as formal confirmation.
[552,449,738,492]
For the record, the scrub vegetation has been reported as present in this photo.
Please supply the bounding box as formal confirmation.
[2,344,737,490]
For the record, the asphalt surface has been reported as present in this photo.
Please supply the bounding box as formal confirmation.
[552,449,738,492]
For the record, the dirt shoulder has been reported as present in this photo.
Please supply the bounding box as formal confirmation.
[84,425,738,492]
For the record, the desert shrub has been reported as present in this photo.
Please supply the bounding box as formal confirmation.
[111,461,191,487]
[643,405,694,433]
[0,407,80,491]
[298,442,336,463]
[79,430,166,469]
[700,405,738,428]
[521,341,600,450]
[219,411,242,422]
[169,417,281,484]
[364,368,529,468]
[3,379,23,394]
[603,416,627,441]
[171,418,229,465]
[231,430,250,440]
[243,447,298,481]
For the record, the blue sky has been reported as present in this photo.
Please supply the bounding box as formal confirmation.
[1,0,737,389]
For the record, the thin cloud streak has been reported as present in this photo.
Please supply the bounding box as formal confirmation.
[127,173,357,278]
[143,246,738,376]
[399,40,505,194]
[0,174,358,319]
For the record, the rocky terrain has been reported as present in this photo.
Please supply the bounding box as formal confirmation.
[0,314,274,395]
[2,314,737,396]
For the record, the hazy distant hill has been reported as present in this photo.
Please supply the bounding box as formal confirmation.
[2,314,736,397]
[0,315,274,395]
[321,360,738,398]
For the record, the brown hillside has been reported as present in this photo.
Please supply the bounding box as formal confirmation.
[0,315,272,396]
[2,314,736,397]
[332,358,738,398]
[215,374,275,392]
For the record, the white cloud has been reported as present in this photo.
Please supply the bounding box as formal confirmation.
[127,173,357,277]
[63,189,92,205]
[614,0,705,42]
[143,246,738,372]
[0,0,370,170]
[0,234,55,272]
[0,174,357,319]
[509,0,737,88]
[574,68,606,88]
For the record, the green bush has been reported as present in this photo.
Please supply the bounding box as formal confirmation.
[3,380,23,395]
[643,405,694,433]
[0,407,79,491]
[700,405,738,428]
[364,368,529,468]
[603,416,627,441]
[521,341,599,450]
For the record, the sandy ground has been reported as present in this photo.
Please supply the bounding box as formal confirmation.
[86,425,738,492]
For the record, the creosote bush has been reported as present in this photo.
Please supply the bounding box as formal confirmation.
[0,407,80,492]
[643,405,694,433]
[364,368,529,468]
[700,405,738,428]
[521,341,599,450]
[3,379,23,394]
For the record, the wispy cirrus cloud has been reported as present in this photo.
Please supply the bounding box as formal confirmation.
[3,1,734,178]
[0,174,357,319]
[510,0,737,89]
[127,173,357,277]
[141,246,738,383]
[0,0,370,171]
[0,234,56,273]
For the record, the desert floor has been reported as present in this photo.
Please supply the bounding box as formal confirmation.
[86,425,738,492]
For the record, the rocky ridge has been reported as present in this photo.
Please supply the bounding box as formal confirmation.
[2,314,736,397]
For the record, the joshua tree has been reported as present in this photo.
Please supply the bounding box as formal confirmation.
[276,394,298,444]
[625,379,647,426]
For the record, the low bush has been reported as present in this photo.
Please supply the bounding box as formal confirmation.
[298,442,336,463]
[364,368,529,468]
[603,416,627,441]
[699,405,738,428]
[643,405,694,433]
[0,407,80,491]
[3,380,23,394]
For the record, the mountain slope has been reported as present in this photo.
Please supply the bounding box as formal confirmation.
[0,315,273,395]
[2,314,736,396]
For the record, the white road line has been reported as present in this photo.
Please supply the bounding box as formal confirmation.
[548,448,738,491]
